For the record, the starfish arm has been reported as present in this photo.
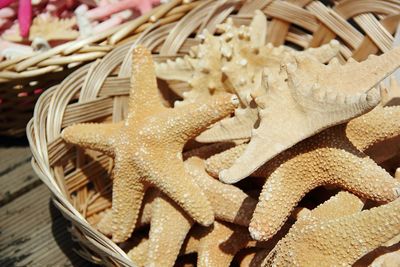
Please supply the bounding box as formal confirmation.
[270,198,400,266]
[195,107,257,143]
[61,122,121,156]
[181,229,201,255]
[197,222,251,267]
[185,157,257,226]
[170,93,239,142]
[205,143,247,178]
[250,145,400,241]
[155,57,193,82]
[308,191,364,222]
[143,154,214,227]
[346,106,400,156]
[300,40,340,63]
[249,10,267,48]
[289,46,400,95]
[220,81,381,183]
[129,46,166,116]
[183,142,236,161]
[111,160,146,243]
[136,188,158,227]
[127,238,149,266]
[147,193,194,266]
[96,209,113,236]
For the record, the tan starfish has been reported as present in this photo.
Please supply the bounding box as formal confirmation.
[192,221,252,267]
[219,47,400,183]
[145,192,194,266]
[346,105,400,163]
[96,187,158,237]
[61,46,239,242]
[205,106,400,241]
[140,156,257,266]
[262,192,400,266]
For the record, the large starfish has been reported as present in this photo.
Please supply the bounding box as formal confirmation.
[262,192,400,266]
[156,11,340,143]
[219,47,400,183]
[138,156,257,266]
[61,46,239,242]
[205,106,400,241]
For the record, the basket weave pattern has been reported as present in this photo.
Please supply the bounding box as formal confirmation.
[27,0,400,266]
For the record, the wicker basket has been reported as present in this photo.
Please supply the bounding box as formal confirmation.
[27,0,400,266]
[0,0,197,137]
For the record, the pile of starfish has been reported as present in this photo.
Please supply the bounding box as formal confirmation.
[62,11,400,267]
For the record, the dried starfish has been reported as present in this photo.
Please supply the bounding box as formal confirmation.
[220,47,400,183]
[262,192,400,266]
[346,105,400,163]
[3,15,79,42]
[141,157,257,266]
[96,188,157,236]
[206,105,400,177]
[193,221,252,267]
[157,12,339,143]
[206,106,400,241]
[145,192,193,266]
[127,221,253,267]
[62,46,239,242]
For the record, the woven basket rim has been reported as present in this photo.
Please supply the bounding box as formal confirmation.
[27,0,400,266]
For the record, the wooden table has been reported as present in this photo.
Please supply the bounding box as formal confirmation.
[0,142,93,266]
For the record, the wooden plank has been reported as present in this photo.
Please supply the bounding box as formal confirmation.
[0,160,41,206]
[0,147,31,176]
[0,182,92,266]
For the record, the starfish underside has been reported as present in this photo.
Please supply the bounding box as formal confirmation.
[219,46,400,183]
[156,11,341,145]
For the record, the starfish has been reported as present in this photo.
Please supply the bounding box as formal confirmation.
[156,11,340,143]
[61,46,239,242]
[219,47,400,183]
[205,106,400,241]
[346,105,400,164]
[127,221,253,267]
[190,221,253,267]
[262,192,400,266]
[139,156,257,266]
[96,187,158,237]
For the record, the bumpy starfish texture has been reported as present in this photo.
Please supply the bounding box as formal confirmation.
[62,46,238,242]
[220,47,400,183]
[96,188,158,237]
[146,192,194,267]
[346,105,400,163]
[205,107,400,241]
[194,221,252,267]
[184,157,257,226]
[140,157,257,266]
[263,192,400,266]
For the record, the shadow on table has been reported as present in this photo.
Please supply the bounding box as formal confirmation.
[49,201,97,267]
[0,136,29,147]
